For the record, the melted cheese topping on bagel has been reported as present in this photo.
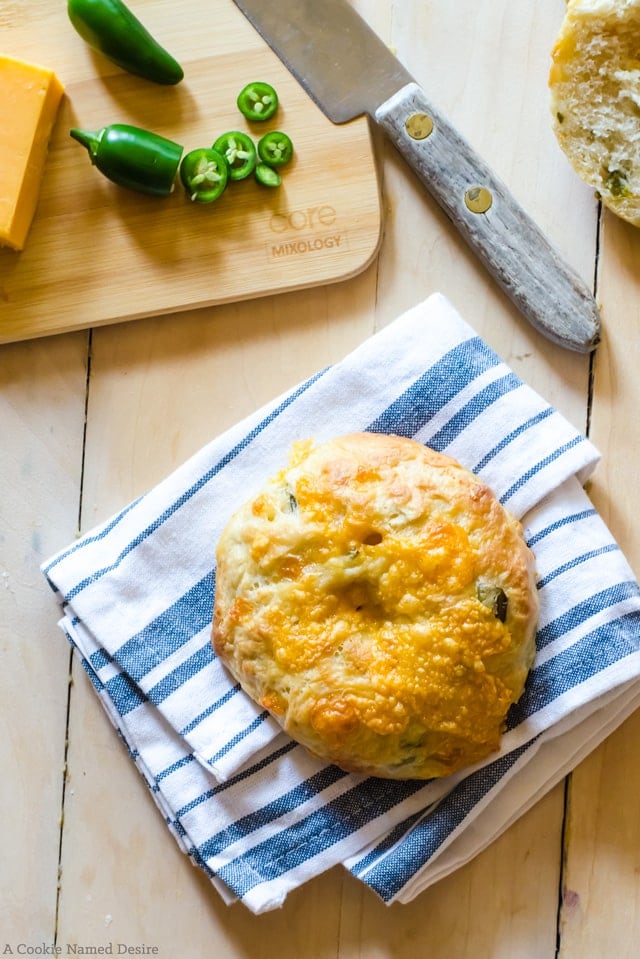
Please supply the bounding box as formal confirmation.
[213,434,538,779]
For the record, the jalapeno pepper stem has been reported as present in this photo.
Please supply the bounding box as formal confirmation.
[70,127,99,157]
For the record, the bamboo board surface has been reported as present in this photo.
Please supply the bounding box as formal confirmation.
[3,0,640,956]
[0,0,381,343]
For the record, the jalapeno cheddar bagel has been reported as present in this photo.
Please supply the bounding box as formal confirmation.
[212,433,539,780]
[549,0,640,227]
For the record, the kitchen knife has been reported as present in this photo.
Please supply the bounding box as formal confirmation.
[232,0,601,353]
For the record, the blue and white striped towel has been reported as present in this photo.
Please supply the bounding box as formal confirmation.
[42,294,640,913]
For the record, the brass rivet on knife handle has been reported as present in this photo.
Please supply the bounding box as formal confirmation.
[405,113,434,140]
[231,0,601,352]
[464,186,493,214]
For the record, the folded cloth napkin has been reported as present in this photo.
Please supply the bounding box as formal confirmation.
[42,294,640,914]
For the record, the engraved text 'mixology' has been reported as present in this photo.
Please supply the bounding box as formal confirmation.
[266,205,348,259]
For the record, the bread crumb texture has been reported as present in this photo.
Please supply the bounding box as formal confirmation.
[212,434,538,780]
[550,0,640,225]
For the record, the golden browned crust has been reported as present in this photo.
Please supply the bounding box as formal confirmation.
[212,433,538,779]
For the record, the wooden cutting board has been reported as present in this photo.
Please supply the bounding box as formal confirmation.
[0,0,382,344]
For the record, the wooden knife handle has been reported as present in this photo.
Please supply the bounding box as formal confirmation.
[374,82,600,352]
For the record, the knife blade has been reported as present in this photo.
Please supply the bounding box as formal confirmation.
[232,0,601,352]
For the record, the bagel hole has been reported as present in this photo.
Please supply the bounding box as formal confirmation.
[362,530,383,546]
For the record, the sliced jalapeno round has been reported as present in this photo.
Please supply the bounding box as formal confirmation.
[255,163,282,188]
[212,131,257,181]
[257,131,294,167]
[180,148,229,203]
[237,81,279,121]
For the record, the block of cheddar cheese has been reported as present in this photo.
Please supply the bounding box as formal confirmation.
[0,55,64,251]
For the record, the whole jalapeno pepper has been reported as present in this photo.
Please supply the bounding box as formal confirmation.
[67,0,184,85]
[70,124,184,196]
[179,148,229,203]
[257,131,294,167]
[212,132,257,181]
[237,81,279,121]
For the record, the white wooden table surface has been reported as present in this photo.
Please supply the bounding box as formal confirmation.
[3,1,640,956]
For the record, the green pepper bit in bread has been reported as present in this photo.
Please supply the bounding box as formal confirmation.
[70,124,184,196]
[67,0,184,85]
[549,0,640,227]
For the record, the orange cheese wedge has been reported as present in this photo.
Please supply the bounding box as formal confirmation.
[0,55,64,251]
